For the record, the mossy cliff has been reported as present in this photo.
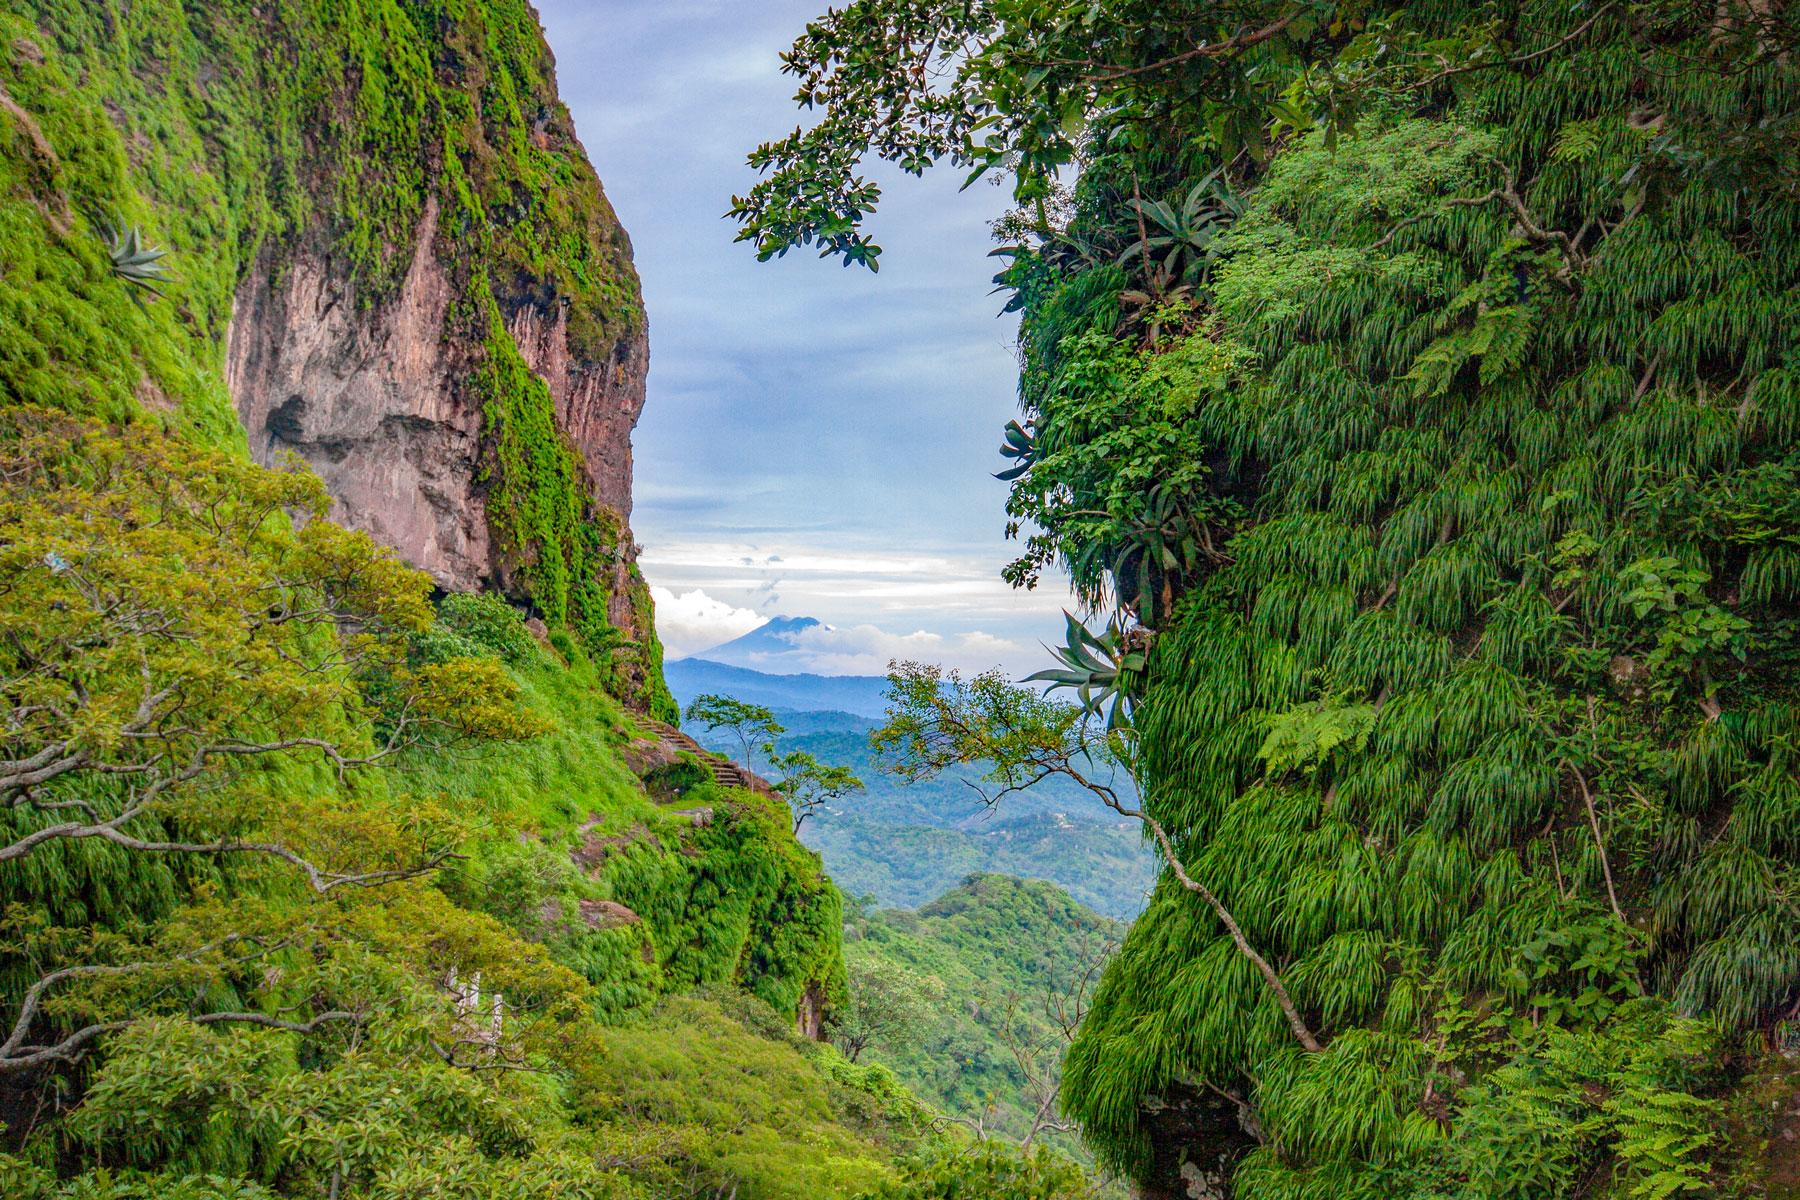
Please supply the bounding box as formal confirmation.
[0,0,673,717]
[729,0,1800,1192]
[985,10,1800,1198]
[0,5,939,1193]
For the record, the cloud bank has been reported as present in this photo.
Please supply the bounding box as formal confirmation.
[651,587,766,658]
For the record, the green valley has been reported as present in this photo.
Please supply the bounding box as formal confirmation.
[665,658,1155,917]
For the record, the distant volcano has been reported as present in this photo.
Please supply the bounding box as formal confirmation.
[684,615,827,670]
[668,616,891,717]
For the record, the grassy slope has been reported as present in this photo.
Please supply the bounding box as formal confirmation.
[430,618,924,1199]
[0,4,947,1196]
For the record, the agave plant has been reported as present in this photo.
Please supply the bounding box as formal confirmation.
[95,218,169,301]
[1024,610,1147,729]
[1109,485,1221,625]
[993,418,1036,482]
[1061,484,1227,627]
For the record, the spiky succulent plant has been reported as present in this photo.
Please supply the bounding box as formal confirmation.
[95,218,169,301]
[1024,610,1146,729]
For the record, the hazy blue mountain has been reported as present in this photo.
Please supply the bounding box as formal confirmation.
[664,657,893,719]
[685,615,825,670]
[669,651,1156,917]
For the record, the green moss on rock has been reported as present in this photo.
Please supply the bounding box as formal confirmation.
[0,0,664,711]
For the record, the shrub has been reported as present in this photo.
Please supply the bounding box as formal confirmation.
[438,591,542,664]
[856,1141,1093,1200]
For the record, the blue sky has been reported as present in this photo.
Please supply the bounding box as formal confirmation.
[535,0,1071,675]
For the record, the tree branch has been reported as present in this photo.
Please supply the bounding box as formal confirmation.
[1408,4,1619,91]
[0,943,361,1075]
[1052,756,1323,1053]
[1570,761,1626,924]
[1080,10,1304,81]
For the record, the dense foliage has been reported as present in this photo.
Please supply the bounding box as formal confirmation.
[750,1,1800,1195]
[0,0,672,716]
[839,875,1122,1159]
[0,413,1096,1199]
[0,408,910,1197]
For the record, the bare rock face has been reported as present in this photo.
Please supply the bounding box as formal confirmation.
[506,299,648,519]
[227,199,493,592]
[214,7,668,716]
[224,198,651,599]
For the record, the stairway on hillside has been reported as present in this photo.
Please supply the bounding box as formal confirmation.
[641,719,775,795]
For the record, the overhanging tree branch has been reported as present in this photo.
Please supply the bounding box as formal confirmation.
[874,662,1324,1054]
[0,940,365,1076]
[1079,10,1306,81]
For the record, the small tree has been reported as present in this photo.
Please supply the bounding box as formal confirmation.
[683,693,784,765]
[830,958,942,1063]
[682,693,863,833]
[768,748,864,834]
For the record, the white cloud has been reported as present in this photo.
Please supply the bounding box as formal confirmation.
[650,587,766,657]
[779,622,1025,676]
[636,532,1071,675]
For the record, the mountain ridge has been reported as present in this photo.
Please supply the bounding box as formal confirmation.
[683,615,824,664]
[665,654,894,719]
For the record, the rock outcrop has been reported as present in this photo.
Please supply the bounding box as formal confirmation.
[227,199,496,591]
[204,5,669,714]
[225,199,652,600]
[505,296,649,520]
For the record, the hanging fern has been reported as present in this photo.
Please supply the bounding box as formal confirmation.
[991,4,1800,1194]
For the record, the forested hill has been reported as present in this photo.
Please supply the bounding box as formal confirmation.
[835,875,1125,1161]
[740,2,1800,1198]
[0,3,1090,1197]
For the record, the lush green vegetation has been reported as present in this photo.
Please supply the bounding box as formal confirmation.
[748,1,1800,1195]
[0,407,1096,1198]
[838,876,1123,1163]
[0,0,671,714]
[0,408,887,1196]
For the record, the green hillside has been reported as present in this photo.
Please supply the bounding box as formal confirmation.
[838,876,1124,1162]
[743,1,1800,1197]
[811,811,1150,918]
[0,414,911,1198]
[0,3,1093,1197]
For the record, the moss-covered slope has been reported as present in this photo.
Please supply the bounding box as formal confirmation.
[0,0,672,716]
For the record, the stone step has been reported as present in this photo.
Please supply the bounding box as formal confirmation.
[640,719,775,796]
